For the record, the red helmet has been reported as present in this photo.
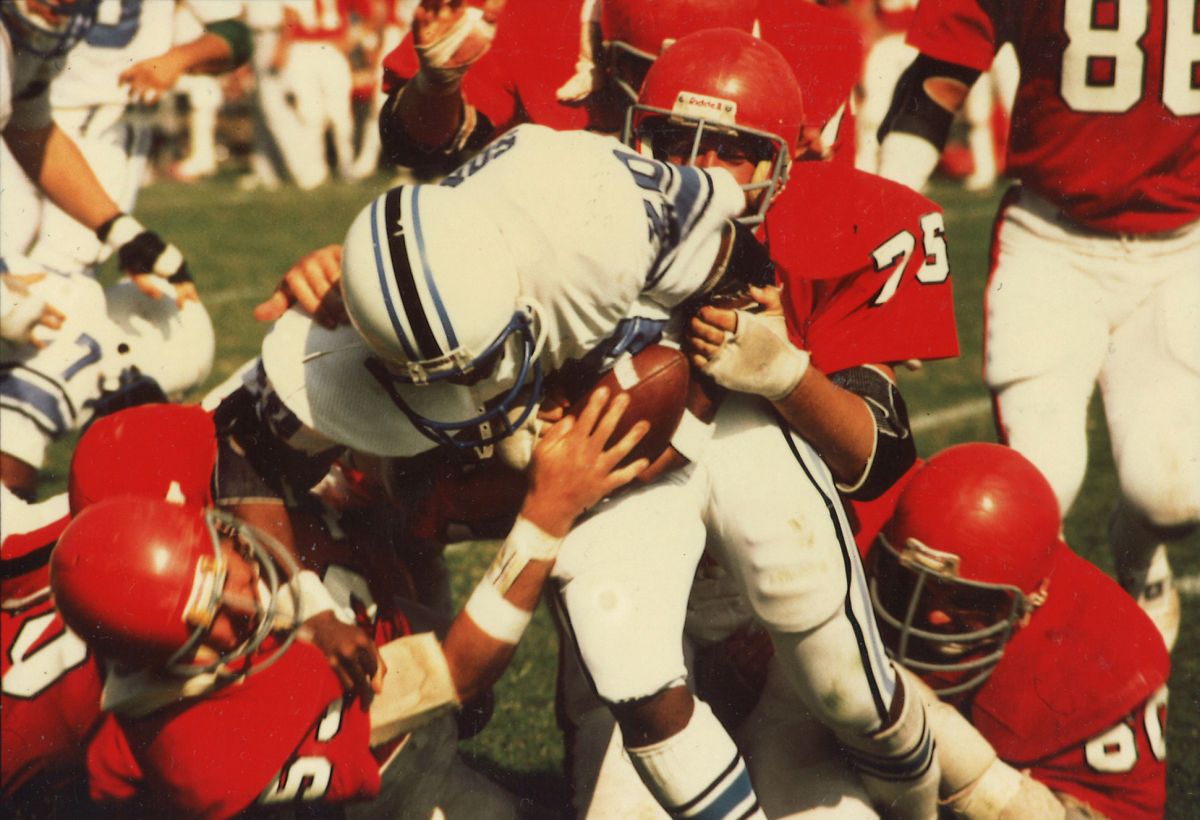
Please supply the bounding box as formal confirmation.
[868,444,1062,699]
[628,29,805,225]
[68,403,216,515]
[51,497,300,676]
[602,0,759,103]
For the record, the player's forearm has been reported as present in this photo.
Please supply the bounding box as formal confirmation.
[445,556,552,702]
[4,125,120,232]
[877,54,981,191]
[385,78,468,151]
[172,30,239,75]
[771,367,878,484]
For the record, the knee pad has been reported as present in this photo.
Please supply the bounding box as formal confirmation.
[557,573,689,703]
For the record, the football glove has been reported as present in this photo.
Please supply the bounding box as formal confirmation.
[700,310,810,401]
[413,4,498,94]
[96,214,192,284]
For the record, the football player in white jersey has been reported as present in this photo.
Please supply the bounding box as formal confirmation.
[24,0,249,275]
[1,0,241,497]
[241,120,937,819]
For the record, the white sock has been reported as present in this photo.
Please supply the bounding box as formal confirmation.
[627,699,763,820]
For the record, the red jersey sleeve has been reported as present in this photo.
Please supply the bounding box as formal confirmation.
[905,0,1000,72]
[759,2,865,136]
[768,163,959,374]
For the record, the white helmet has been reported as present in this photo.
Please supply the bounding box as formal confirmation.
[340,185,545,450]
[104,279,215,399]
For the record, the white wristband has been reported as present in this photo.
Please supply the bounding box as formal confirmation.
[288,570,340,623]
[669,409,714,463]
[102,214,145,250]
[464,583,534,644]
[484,515,562,591]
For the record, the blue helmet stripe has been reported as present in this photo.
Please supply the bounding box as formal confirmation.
[369,195,418,360]
[410,187,459,351]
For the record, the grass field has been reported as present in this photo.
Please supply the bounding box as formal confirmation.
[40,174,1199,816]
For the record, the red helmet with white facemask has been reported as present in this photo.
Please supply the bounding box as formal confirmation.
[51,497,300,677]
[628,29,805,225]
[868,443,1063,699]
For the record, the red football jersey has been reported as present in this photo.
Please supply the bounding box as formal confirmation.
[87,640,379,818]
[1,595,103,800]
[906,0,1200,234]
[969,548,1169,819]
[765,161,960,374]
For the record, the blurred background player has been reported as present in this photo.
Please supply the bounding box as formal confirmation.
[1,0,211,500]
[854,0,1017,188]
[867,443,1169,819]
[875,0,1200,649]
[50,390,649,817]
[17,0,249,274]
[274,0,358,187]
[377,0,862,169]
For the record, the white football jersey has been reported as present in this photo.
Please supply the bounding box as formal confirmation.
[437,124,742,371]
[262,125,745,457]
[49,0,241,109]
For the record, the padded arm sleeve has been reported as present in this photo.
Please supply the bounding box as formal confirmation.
[368,632,461,745]
[378,87,495,174]
[829,365,915,500]
[877,54,983,149]
[204,19,253,67]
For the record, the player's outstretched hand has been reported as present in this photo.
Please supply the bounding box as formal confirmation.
[0,273,65,348]
[519,388,649,537]
[304,610,387,705]
[254,244,345,328]
[119,52,187,106]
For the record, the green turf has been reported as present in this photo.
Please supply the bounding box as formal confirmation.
[40,174,1199,816]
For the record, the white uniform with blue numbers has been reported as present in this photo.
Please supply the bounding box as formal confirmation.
[261,125,743,458]
[21,0,241,274]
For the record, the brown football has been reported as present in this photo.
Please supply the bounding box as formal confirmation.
[566,344,690,467]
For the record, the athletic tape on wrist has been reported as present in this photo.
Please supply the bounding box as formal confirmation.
[669,409,714,463]
[484,516,562,595]
[464,583,533,645]
[102,214,145,250]
[766,347,811,402]
[289,569,339,623]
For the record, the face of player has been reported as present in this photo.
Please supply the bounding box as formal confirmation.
[203,538,262,653]
[655,122,769,215]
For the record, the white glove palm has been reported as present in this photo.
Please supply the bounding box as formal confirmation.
[700,310,810,401]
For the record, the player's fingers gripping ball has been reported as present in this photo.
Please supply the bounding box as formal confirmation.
[697,309,809,401]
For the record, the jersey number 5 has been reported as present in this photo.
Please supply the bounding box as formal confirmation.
[870,212,950,306]
[1062,0,1200,115]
